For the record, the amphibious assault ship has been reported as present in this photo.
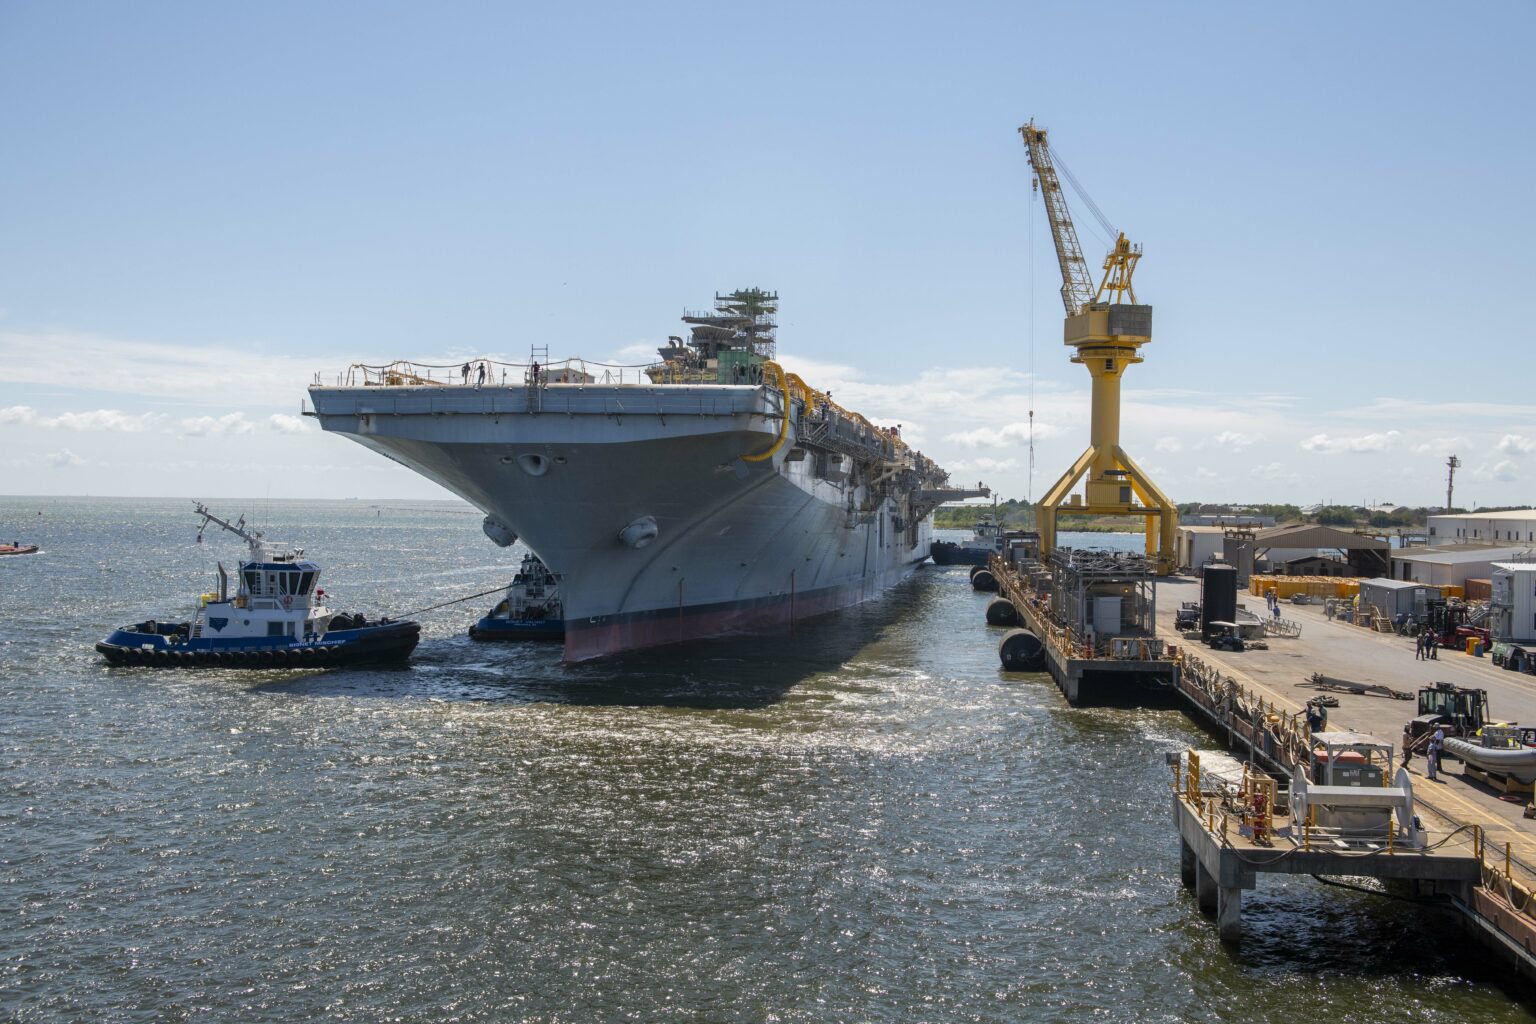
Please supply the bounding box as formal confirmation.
[307,290,983,660]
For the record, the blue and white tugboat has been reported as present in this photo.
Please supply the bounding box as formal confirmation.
[469,552,564,642]
[95,502,420,669]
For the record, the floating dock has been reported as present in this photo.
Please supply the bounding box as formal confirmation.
[980,543,1177,703]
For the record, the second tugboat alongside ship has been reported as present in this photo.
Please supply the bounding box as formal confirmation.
[930,513,1003,566]
[95,503,420,668]
[469,552,564,642]
[308,289,983,660]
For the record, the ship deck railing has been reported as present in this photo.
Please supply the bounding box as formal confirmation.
[319,358,664,389]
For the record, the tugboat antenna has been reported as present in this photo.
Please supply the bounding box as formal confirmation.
[193,501,263,549]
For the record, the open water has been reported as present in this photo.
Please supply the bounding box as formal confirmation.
[2,496,1532,1023]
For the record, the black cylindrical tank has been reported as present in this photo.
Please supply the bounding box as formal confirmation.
[1202,563,1238,641]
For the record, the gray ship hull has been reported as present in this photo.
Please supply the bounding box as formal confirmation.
[309,382,935,660]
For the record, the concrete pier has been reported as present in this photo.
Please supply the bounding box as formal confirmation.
[1154,574,1536,975]
[1172,761,1480,943]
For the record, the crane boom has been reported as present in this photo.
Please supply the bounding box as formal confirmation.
[1019,120,1097,316]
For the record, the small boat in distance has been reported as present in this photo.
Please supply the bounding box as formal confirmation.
[0,542,39,556]
[95,502,420,669]
[470,552,564,642]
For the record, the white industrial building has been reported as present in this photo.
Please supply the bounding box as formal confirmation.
[1389,545,1532,587]
[1427,509,1536,547]
[1174,525,1226,571]
[1491,563,1536,643]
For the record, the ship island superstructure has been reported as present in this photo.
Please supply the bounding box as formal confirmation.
[307,289,984,660]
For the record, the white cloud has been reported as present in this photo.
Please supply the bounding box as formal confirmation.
[268,413,312,434]
[951,456,1020,473]
[0,329,321,405]
[0,405,166,432]
[1411,436,1467,456]
[1497,434,1535,456]
[1250,461,1299,483]
[1213,431,1260,452]
[607,341,662,364]
[1154,436,1182,453]
[1301,430,1401,454]
[47,409,165,432]
[775,353,859,383]
[47,448,84,468]
[179,412,256,437]
[946,420,1065,448]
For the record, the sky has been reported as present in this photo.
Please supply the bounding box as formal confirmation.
[1,1,1533,508]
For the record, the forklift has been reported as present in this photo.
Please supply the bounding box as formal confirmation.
[1407,681,1490,743]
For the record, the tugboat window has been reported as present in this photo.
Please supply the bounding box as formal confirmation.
[243,569,260,593]
[267,622,284,636]
[298,571,315,594]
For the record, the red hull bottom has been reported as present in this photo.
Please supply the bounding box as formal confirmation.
[562,565,922,662]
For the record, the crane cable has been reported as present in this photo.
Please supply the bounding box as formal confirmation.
[1028,173,1036,508]
[1051,144,1118,250]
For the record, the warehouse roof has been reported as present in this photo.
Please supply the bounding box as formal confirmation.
[1250,524,1389,550]
[1360,578,1441,591]
[1430,509,1536,521]
[1394,545,1532,565]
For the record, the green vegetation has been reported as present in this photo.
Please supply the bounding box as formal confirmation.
[943,499,1465,535]
[933,501,1139,533]
[933,499,1032,530]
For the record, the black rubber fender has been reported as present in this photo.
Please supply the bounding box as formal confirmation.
[971,569,998,593]
[985,597,1020,626]
[999,628,1046,672]
[968,564,987,583]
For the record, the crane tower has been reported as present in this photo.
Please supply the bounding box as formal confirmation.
[1020,120,1177,573]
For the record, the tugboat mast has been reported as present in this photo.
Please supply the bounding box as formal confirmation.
[193,501,299,560]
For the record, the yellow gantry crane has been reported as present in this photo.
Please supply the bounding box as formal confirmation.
[1019,120,1177,574]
